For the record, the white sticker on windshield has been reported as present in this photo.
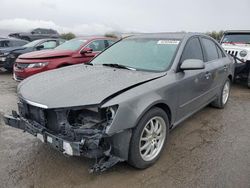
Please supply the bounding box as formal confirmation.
[157,40,180,45]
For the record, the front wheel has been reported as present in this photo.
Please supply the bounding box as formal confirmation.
[128,107,169,169]
[211,78,231,109]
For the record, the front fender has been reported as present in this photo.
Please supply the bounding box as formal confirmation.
[102,81,176,135]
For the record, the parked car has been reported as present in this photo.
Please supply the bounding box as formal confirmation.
[0,38,28,49]
[13,37,116,81]
[9,28,60,41]
[0,38,65,72]
[4,33,234,172]
[220,30,250,88]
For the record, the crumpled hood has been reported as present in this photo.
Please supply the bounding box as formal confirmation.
[18,64,165,109]
[19,49,74,59]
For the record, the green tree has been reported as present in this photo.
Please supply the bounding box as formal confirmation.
[206,30,224,41]
[104,33,119,39]
[60,32,76,40]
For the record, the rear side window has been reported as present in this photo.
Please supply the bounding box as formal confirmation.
[216,45,225,58]
[41,41,57,49]
[0,40,10,47]
[87,40,106,51]
[8,41,16,47]
[181,37,203,63]
[0,41,5,47]
[201,38,219,61]
[9,40,26,47]
[107,40,115,46]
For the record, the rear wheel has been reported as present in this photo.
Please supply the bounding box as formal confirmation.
[211,78,231,108]
[128,107,169,169]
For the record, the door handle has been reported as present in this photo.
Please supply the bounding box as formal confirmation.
[205,72,211,80]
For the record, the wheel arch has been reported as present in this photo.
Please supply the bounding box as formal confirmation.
[135,101,173,129]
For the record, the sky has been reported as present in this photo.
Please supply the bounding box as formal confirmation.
[0,0,249,35]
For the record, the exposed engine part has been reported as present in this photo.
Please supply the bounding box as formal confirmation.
[14,102,126,172]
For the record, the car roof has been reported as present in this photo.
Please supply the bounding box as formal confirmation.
[224,30,250,34]
[127,32,206,40]
[76,36,117,41]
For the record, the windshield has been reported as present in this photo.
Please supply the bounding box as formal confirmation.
[91,38,179,72]
[55,38,87,51]
[222,33,250,44]
[23,40,43,48]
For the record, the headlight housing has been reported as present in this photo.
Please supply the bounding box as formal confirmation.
[105,105,118,121]
[239,50,248,57]
[27,62,49,68]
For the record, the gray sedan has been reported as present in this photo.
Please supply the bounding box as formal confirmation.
[4,33,234,172]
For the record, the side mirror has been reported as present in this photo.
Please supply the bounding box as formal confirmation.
[36,45,44,50]
[80,47,93,55]
[31,31,35,34]
[180,59,205,71]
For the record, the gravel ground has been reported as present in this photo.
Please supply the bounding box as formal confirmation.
[0,70,250,188]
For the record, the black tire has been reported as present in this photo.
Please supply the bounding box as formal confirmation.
[128,107,169,169]
[211,78,231,109]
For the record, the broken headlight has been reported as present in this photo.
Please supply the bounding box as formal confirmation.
[105,105,118,122]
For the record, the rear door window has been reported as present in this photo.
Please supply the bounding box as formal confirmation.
[40,41,57,49]
[0,40,10,47]
[9,40,26,47]
[107,40,115,47]
[181,37,204,63]
[216,45,225,58]
[201,38,219,62]
[86,40,106,51]
[0,41,4,47]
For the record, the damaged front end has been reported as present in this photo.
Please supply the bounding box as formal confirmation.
[4,99,124,173]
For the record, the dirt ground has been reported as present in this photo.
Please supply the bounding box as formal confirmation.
[0,70,250,188]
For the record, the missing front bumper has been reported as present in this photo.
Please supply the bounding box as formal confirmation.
[4,113,83,156]
[4,111,126,172]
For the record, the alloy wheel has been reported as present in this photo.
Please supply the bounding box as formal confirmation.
[139,116,166,161]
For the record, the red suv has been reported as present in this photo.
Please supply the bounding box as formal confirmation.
[13,37,116,81]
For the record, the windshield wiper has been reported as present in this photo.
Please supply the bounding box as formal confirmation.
[102,63,136,70]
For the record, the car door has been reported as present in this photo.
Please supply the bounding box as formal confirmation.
[175,37,213,122]
[79,40,107,63]
[200,37,226,98]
